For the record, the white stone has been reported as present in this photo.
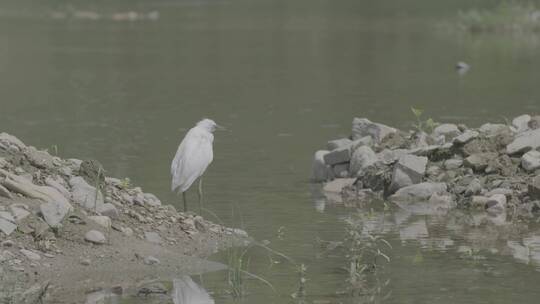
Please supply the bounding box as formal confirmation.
[88,216,111,229]
[512,114,531,133]
[521,150,540,171]
[507,128,540,154]
[323,178,356,193]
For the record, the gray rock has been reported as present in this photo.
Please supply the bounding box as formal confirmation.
[332,163,349,178]
[326,138,352,150]
[311,150,332,182]
[9,206,30,222]
[69,176,104,210]
[351,118,397,142]
[521,150,540,171]
[453,130,479,144]
[529,116,540,129]
[0,218,17,235]
[323,147,350,165]
[389,154,428,192]
[433,124,460,141]
[144,231,162,244]
[98,203,119,219]
[323,178,356,193]
[512,114,531,133]
[0,184,12,198]
[465,179,482,196]
[88,216,111,229]
[377,149,408,165]
[529,176,540,200]
[486,194,506,213]
[0,211,15,223]
[144,256,160,265]
[506,129,540,154]
[350,136,374,151]
[24,146,54,169]
[479,123,510,136]
[426,165,442,177]
[0,132,26,150]
[349,146,378,176]
[20,249,41,261]
[40,201,71,227]
[444,159,463,170]
[390,182,447,202]
[85,230,106,244]
[45,177,71,200]
[485,188,513,197]
[143,193,162,207]
[464,152,498,172]
[471,196,489,209]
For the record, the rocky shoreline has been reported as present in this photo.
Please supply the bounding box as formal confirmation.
[313,115,540,216]
[0,133,246,303]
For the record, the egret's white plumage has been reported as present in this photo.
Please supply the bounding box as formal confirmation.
[172,276,215,304]
[171,118,220,212]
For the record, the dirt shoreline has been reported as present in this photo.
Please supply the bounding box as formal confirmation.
[0,133,247,303]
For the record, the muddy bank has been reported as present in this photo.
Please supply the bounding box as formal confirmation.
[313,114,540,217]
[0,133,247,303]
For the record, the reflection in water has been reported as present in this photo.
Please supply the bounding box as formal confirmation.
[173,276,214,304]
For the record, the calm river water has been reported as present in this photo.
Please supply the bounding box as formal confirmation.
[2,0,540,303]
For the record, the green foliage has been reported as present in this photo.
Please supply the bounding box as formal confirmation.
[411,107,438,133]
[343,211,392,303]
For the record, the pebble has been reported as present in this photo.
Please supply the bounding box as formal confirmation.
[85,230,107,244]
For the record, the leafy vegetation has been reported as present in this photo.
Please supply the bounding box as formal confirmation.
[411,107,438,134]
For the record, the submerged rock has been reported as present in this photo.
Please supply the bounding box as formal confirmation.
[389,182,447,202]
[323,178,356,193]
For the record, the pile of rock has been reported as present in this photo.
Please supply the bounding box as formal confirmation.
[0,132,246,302]
[313,115,540,214]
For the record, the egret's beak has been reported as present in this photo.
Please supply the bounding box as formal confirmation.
[216,124,227,131]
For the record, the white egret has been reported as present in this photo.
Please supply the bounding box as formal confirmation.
[172,276,214,304]
[171,118,222,213]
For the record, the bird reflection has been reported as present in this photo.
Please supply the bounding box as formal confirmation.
[172,276,214,304]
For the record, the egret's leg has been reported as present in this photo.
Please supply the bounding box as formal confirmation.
[182,192,188,212]
[198,177,203,215]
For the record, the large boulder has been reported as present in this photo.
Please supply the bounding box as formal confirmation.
[506,128,540,154]
[389,182,447,202]
[351,118,396,143]
[323,147,350,165]
[69,176,104,210]
[349,146,378,176]
[389,154,428,192]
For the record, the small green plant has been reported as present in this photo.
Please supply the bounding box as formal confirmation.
[227,245,249,298]
[411,107,438,133]
[343,211,392,303]
[47,145,58,156]
[291,264,307,302]
[119,177,131,189]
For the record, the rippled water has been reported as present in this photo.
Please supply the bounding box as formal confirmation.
[2,0,540,303]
